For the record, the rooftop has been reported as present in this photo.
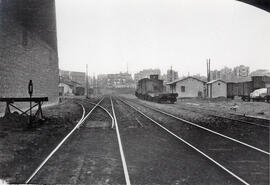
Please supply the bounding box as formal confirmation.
[167,76,206,85]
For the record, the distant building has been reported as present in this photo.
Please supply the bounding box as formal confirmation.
[97,74,108,88]
[96,72,135,88]
[134,69,161,82]
[59,70,70,79]
[167,77,206,98]
[210,66,250,82]
[160,74,167,81]
[250,69,270,77]
[210,70,221,81]
[210,67,233,81]
[59,69,86,86]
[59,76,81,96]
[220,67,233,81]
[69,71,86,85]
[207,80,227,98]
[166,69,178,82]
[192,74,207,82]
[233,65,249,77]
[107,72,134,88]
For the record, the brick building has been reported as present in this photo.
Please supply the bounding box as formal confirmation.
[0,0,59,112]
[134,69,161,82]
[107,73,134,88]
[210,67,233,81]
[60,70,86,86]
[96,73,135,88]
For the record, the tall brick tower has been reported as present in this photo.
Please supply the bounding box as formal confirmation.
[0,0,59,112]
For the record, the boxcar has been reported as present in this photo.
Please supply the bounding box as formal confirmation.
[236,81,253,101]
[227,82,236,99]
[252,76,270,90]
[74,86,85,96]
[227,75,270,101]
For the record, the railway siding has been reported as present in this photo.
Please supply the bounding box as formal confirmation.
[27,97,126,184]
[122,98,269,185]
[1,96,269,184]
[31,101,125,184]
[125,97,269,153]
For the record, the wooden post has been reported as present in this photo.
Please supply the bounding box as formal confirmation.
[28,80,33,127]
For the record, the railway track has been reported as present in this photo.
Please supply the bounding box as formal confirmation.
[25,97,105,184]
[85,98,114,128]
[124,98,269,154]
[110,97,131,185]
[21,96,269,184]
[129,98,269,153]
[110,97,240,184]
[116,96,269,185]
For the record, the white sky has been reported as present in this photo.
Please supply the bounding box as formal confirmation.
[56,0,270,76]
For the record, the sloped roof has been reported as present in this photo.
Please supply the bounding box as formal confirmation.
[167,76,206,85]
[207,79,226,84]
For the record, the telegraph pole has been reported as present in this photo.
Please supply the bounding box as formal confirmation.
[28,80,33,127]
[86,64,89,98]
[206,58,211,82]
[206,58,211,98]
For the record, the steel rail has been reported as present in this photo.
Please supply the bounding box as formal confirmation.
[85,99,114,128]
[25,97,104,184]
[135,117,144,127]
[118,98,249,185]
[110,96,131,185]
[77,103,86,122]
[125,98,270,155]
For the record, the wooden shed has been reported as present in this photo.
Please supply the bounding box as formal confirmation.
[167,77,206,98]
[207,80,227,98]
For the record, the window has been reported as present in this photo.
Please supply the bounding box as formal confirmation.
[181,86,185,92]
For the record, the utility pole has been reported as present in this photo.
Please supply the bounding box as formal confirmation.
[170,66,173,93]
[208,58,211,82]
[170,66,173,82]
[206,58,211,98]
[86,64,88,98]
[206,58,211,82]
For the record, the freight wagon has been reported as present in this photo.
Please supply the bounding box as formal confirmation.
[135,75,178,103]
[74,86,85,96]
[227,75,270,102]
[267,87,270,103]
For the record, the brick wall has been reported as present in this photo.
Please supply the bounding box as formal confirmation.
[0,0,59,113]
